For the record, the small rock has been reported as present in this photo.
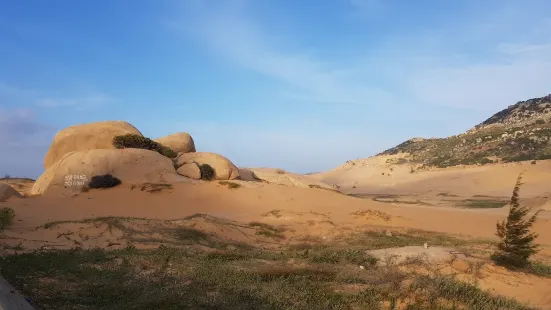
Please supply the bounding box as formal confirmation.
[385,230,393,237]
[359,265,365,270]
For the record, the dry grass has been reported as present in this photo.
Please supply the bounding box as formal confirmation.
[0,215,538,309]
[219,181,241,189]
[0,241,532,310]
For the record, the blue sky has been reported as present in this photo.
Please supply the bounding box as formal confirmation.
[1,0,550,178]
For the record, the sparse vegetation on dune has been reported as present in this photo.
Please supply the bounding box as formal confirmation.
[219,180,241,189]
[0,231,533,310]
[461,199,508,209]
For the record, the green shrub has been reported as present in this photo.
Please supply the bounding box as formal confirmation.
[112,134,177,158]
[536,154,551,160]
[492,173,542,268]
[0,207,15,231]
[88,174,122,189]
[199,164,216,181]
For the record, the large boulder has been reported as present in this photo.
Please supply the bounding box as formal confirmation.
[176,163,201,180]
[0,184,23,201]
[238,168,261,181]
[175,152,240,180]
[154,132,196,154]
[44,121,143,169]
[32,148,189,195]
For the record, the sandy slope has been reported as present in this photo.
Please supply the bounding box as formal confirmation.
[312,156,551,198]
[0,178,35,196]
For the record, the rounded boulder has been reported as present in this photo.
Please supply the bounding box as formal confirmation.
[44,121,143,169]
[154,132,196,154]
[175,152,240,180]
[176,163,202,180]
[32,148,188,195]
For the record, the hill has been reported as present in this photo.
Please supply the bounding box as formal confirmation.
[379,94,551,168]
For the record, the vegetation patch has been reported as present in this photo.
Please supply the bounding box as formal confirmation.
[437,192,459,197]
[219,181,241,189]
[0,245,531,310]
[0,207,15,231]
[130,183,172,193]
[249,222,285,239]
[346,229,492,251]
[88,174,122,189]
[460,199,508,209]
[199,163,216,181]
[112,134,177,158]
[526,261,551,278]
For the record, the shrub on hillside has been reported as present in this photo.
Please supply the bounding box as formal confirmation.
[199,164,215,181]
[491,173,542,268]
[88,174,122,189]
[112,134,177,158]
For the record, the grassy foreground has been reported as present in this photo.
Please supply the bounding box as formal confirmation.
[0,234,533,310]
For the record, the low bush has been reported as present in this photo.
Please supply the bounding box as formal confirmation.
[199,164,216,181]
[112,134,177,158]
[88,174,122,189]
[0,207,15,231]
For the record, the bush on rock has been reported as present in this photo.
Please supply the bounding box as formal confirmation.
[199,164,216,181]
[88,174,122,189]
[113,134,177,158]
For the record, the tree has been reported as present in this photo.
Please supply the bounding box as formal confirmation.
[491,173,542,267]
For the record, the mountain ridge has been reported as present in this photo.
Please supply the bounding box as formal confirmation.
[374,94,551,169]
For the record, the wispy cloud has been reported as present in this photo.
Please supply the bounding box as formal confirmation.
[0,82,117,110]
[171,1,551,113]
[170,6,396,106]
[0,107,57,177]
[35,93,117,110]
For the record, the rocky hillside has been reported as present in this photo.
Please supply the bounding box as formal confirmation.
[379,94,551,168]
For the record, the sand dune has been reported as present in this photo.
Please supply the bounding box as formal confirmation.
[1,179,551,308]
[313,156,551,198]
[2,159,551,308]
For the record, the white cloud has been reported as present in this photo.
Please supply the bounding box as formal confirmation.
[406,56,551,112]
[173,1,551,114]
[35,93,117,110]
[170,7,397,106]
[0,81,117,110]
